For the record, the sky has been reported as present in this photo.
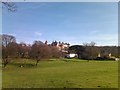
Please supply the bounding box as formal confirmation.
[2,2,118,46]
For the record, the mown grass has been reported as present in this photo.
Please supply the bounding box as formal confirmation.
[2,59,118,88]
[0,69,1,90]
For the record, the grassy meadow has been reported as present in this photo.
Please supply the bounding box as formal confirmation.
[0,69,1,89]
[2,59,118,88]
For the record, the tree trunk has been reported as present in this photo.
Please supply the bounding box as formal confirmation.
[3,58,8,68]
[35,60,39,66]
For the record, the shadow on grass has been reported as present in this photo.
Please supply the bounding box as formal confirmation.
[9,63,35,68]
[62,59,84,62]
[62,59,116,62]
[95,60,115,61]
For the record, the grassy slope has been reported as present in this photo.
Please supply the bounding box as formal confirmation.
[2,59,118,88]
[0,59,2,89]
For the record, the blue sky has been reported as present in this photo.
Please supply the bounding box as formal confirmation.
[2,2,118,46]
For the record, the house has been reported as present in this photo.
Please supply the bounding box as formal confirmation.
[51,41,70,52]
[97,53,120,61]
[66,53,78,58]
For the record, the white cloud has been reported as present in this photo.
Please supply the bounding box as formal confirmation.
[90,30,99,34]
[53,33,118,46]
[90,33,118,41]
[2,33,16,36]
[86,33,118,46]
[35,32,42,36]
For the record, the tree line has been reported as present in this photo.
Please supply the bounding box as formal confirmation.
[0,34,119,67]
[68,42,120,60]
[1,34,61,67]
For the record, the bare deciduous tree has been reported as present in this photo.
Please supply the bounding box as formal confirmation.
[1,34,16,47]
[29,41,51,66]
[1,1,17,12]
[50,46,61,59]
[1,34,16,67]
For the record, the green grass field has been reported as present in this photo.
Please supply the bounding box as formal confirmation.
[2,59,118,88]
[0,58,2,89]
